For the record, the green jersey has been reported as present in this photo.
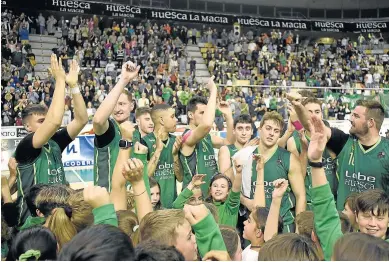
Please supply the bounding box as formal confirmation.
[16,134,68,225]
[250,147,295,229]
[336,136,389,210]
[292,131,338,209]
[143,132,177,208]
[180,130,218,195]
[94,118,121,192]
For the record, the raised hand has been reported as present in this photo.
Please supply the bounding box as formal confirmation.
[133,141,148,155]
[65,59,80,88]
[244,137,260,148]
[172,135,182,156]
[122,158,144,183]
[120,61,140,84]
[48,54,66,81]
[286,91,303,103]
[83,186,111,209]
[206,76,217,92]
[120,121,135,141]
[272,178,289,199]
[218,101,232,116]
[8,157,17,176]
[183,204,209,225]
[287,104,299,123]
[191,174,206,187]
[307,115,327,162]
[253,153,265,171]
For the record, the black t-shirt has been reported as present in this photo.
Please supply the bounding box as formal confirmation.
[327,127,374,156]
[257,103,267,116]
[15,128,72,165]
[337,108,346,120]
[328,107,337,117]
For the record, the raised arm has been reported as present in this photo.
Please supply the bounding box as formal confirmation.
[65,60,88,139]
[122,158,153,222]
[253,154,266,208]
[308,115,342,261]
[218,146,232,179]
[93,62,140,135]
[288,153,306,215]
[31,54,66,149]
[111,121,134,211]
[147,132,163,177]
[277,119,294,149]
[183,77,217,147]
[211,101,235,148]
[172,136,183,182]
[231,158,243,193]
[264,179,289,242]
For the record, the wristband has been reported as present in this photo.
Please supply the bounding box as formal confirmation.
[308,160,324,168]
[70,87,80,95]
[292,120,304,131]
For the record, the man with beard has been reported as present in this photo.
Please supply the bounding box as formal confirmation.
[289,94,389,211]
[92,61,140,191]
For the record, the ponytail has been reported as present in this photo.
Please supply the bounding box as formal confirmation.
[46,208,77,249]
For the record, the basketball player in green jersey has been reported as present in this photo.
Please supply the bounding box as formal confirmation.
[180,77,235,195]
[15,56,88,225]
[218,114,258,180]
[92,62,140,191]
[289,94,389,211]
[132,107,154,144]
[142,104,183,208]
[244,112,306,232]
[286,97,338,210]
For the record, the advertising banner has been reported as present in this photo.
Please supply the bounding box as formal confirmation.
[3,0,388,32]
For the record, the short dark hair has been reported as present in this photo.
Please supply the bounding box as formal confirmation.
[22,104,48,125]
[355,189,389,217]
[25,184,48,216]
[355,99,385,130]
[186,96,208,114]
[11,227,57,261]
[135,107,151,119]
[234,114,252,128]
[58,224,135,261]
[134,240,185,261]
[333,232,389,261]
[150,104,172,123]
[220,226,240,259]
[252,207,283,234]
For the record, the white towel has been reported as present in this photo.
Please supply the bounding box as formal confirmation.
[232,146,257,198]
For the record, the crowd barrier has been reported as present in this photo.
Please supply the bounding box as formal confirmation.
[2,120,388,185]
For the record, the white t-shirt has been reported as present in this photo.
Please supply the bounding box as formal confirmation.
[242,245,259,261]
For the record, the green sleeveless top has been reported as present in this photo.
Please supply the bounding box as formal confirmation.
[227,144,239,163]
[93,118,121,192]
[180,129,219,196]
[17,139,66,225]
[292,131,338,209]
[336,136,389,211]
[250,147,295,226]
[143,132,177,208]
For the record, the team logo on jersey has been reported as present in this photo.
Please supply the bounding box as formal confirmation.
[378,152,385,159]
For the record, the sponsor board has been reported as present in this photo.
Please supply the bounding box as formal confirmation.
[2,0,388,32]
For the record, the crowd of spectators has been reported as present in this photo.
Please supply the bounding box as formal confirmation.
[201,26,389,91]
[1,10,389,127]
